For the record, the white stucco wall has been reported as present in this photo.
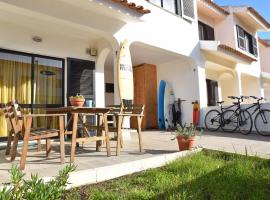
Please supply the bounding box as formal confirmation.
[157,58,201,125]
[241,75,261,97]
[259,43,270,73]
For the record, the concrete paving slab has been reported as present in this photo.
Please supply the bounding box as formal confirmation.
[0,130,269,187]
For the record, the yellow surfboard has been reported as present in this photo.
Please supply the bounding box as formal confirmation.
[117,39,134,103]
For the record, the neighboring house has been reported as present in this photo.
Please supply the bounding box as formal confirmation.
[197,0,270,105]
[259,38,270,100]
[0,0,269,137]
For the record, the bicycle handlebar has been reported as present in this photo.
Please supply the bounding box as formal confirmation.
[249,96,266,104]
[228,96,249,102]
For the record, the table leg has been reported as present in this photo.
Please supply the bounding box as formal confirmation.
[65,114,73,134]
[96,114,102,152]
[103,113,111,157]
[59,115,65,164]
[70,113,78,163]
[78,114,90,137]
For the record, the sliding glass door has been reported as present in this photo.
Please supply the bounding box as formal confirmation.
[33,57,63,107]
[0,49,64,137]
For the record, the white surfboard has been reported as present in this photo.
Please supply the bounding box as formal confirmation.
[164,81,175,130]
[117,39,134,103]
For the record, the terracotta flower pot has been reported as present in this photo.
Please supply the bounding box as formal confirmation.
[176,136,196,151]
[187,136,196,150]
[69,98,85,107]
[176,136,188,151]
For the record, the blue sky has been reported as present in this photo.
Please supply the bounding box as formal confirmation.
[214,0,270,39]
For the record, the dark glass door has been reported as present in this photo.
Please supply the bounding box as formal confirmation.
[206,79,219,106]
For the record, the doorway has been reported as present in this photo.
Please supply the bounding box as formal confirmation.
[206,79,219,106]
[67,58,95,105]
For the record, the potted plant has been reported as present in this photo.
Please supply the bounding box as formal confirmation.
[69,94,85,107]
[172,123,203,151]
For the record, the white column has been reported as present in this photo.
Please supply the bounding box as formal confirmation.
[259,75,265,98]
[235,70,242,96]
[196,65,208,127]
[95,48,111,107]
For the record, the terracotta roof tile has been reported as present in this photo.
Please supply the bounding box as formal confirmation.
[111,0,151,14]
[247,7,270,29]
[259,38,270,47]
[218,44,257,62]
[200,0,229,15]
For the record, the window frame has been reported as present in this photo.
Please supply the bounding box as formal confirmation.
[0,48,65,110]
[181,0,195,21]
[198,21,215,41]
[149,0,195,20]
[236,25,258,57]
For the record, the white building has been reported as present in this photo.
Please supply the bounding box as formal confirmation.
[0,0,269,137]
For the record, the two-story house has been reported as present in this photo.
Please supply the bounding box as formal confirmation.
[0,0,202,137]
[0,0,269,137]
[259,38,270,100]
[197,0,270,106]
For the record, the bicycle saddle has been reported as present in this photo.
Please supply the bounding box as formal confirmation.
[217,101,224,104]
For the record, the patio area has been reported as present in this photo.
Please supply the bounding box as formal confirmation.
[1,130,270,186]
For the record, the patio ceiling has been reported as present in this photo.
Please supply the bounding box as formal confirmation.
[0,9,102,43]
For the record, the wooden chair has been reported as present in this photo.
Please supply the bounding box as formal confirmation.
[106,104,144,155]
[0,103,13,156]
[4,101,66,170]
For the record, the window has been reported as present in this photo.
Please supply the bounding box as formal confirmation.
[0,49,64,108]
[182,0,194,20]
[149,0,194,19]
[198,21,215,40]
[163,0,177,13]
[206,79,219,107]
[0,49,64,136]
[67,58,95,100]
[236,25,258,57]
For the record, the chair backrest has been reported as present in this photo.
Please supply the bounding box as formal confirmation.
[122,104,144,115]
[5,101,23,134]
[107,103,144,116]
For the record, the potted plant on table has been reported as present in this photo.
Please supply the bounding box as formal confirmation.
[172,123,203,151]
[69,94,85,107]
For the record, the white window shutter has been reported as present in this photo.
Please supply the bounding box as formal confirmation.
[181,0,195,21]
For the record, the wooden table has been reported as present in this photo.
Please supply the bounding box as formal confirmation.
[47,106,111,162]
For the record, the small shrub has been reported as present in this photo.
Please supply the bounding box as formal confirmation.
[0,164,76,200]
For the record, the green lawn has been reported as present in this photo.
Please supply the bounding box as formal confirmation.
[66,150,270,200]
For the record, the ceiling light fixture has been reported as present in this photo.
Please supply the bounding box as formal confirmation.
[32,36,43,43]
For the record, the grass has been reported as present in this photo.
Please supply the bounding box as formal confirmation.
[66,150,270,200]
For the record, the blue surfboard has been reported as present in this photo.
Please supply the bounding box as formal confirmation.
[158,80,166,129]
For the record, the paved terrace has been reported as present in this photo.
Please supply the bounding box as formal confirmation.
[0,131,270,185]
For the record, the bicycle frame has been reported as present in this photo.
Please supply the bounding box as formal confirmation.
[245,101,269,124]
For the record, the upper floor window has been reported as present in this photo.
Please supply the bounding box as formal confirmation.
[149,0,194,20]
[236,25,258,57]
[198,21,215,41]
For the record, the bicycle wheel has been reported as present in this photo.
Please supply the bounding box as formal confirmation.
[238,110,253,135]
[221,110,238,132]
[204,109,220,131]
[255,109,270,136]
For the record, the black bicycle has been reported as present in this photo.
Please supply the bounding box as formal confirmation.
[205,96,253,134]
[244,96,270,136]
[204,99,237,132]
